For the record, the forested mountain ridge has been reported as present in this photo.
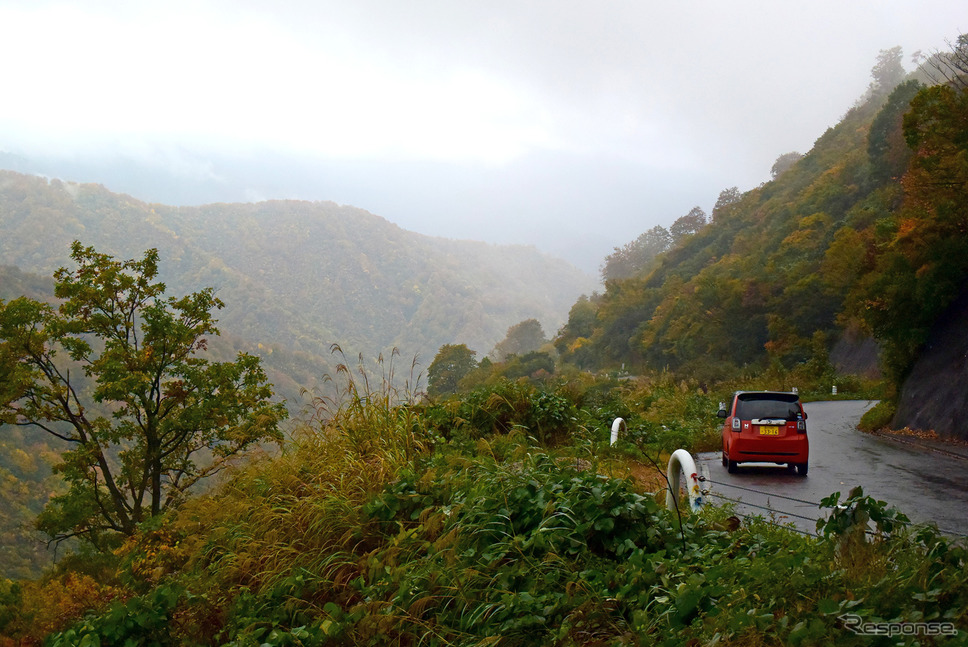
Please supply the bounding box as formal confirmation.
[555,52,968,441]
[0,170,597,394]
[556,91,894,376]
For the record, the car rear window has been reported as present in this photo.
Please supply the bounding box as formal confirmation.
[735,393,801,421]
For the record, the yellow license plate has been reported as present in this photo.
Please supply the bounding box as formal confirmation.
[758,426,779,435]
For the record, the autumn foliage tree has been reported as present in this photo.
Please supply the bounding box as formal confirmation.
[0,243,287,548]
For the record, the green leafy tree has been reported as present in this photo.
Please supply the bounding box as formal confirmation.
[770,152,804,179]
[427,344,478,396]
[711,187,742,221]
[491,319,548,362]
[553,294,601,369]
[501,350,556,381]
[601,225,672,281]
[0,242,287,547]
[867,80,922,183]
[561,295,598,341]
[869,46,906,97]
[669,207,707,244]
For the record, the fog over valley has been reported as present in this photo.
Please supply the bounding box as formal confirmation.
[0,1,963,272]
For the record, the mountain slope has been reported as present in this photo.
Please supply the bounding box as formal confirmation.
[0,171,596,388]
[555,73,968,436]
[555,94,890,376]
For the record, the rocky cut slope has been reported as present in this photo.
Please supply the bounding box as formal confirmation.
[893,289,968,441]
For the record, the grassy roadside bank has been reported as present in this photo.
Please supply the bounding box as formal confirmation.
[2,373,964,646]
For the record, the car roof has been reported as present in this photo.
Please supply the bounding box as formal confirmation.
[734,390,800,401]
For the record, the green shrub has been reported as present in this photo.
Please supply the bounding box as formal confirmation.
[858,400,895,432]
[46,584,184,647]
[425,379,581,446]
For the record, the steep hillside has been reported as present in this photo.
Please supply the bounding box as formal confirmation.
[892,289,968,439]
[556,93,889,377]
[0,265,52,301]
[0,171,596,383]
[555,73,968,411]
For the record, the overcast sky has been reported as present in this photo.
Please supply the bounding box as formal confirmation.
[0,1,963,273]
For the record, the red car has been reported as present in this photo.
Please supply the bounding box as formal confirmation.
[719,391,809,476]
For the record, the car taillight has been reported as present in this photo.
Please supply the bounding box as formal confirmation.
[732,417,740,431]
[797,419,806,433]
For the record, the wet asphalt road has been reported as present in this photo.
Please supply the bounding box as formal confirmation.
[695,400,968,537]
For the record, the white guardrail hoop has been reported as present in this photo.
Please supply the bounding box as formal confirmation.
[666,448,704,512]
[608,419,703,512]
[610,417,627,446]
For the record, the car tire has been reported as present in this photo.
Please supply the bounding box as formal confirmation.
[727,459,738,474]
[796,462,808,477]
[786,463,796,473]
[722,451,728,467]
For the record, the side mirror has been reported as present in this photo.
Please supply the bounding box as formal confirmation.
[717,409,727,419]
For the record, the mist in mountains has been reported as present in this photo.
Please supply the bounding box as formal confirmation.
[0,171,597,406]
[1,147,715,274]
[1,2,963,273]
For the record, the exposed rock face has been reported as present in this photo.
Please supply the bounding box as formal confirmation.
[893,291,968,441]
[830,329,881,379]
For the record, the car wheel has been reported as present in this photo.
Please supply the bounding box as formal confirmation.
[722,451,728,467]
[727,459,738,474]
[796,462,808,477]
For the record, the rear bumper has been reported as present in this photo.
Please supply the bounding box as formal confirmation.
[730,436,808,464]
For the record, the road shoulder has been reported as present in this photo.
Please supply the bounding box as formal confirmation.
[867,428,968,461]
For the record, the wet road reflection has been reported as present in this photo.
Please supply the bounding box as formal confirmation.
[696,400,968,537]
